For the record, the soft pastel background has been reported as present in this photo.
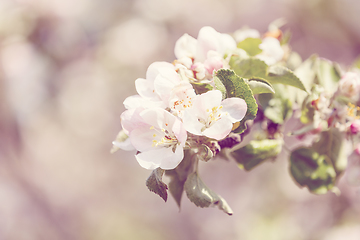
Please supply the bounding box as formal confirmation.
[1,0,360,239]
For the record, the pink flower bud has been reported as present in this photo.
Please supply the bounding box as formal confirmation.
[350,120,360,134]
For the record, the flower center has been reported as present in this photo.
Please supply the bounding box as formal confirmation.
[205,106,223,127]
[150,126,179,152]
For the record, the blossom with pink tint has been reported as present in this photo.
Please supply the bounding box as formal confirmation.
[183,90,247,140]
[350,119,360,134]
[338,72,360,102]
[124,60,193,110]
[204,51,225,75]
[195,26,237,62]
[123,107,187,170]
[168,82,196,117]
[135,61,175,101]
[174,26,236,80]
[126,61,185,109]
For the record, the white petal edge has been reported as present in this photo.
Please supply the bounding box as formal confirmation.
[221,97,247,122]
[202,117,233,140]
[135,147,184,170]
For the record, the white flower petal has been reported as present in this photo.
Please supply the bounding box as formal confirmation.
[146,61,174,80]
[196,26,221,62]
[183,107,204,136]
[135,147,184,170]
[193,90,223,118]
[130,126,159,152]
[234,28,260,42]
[174,33,197,59]
[196,26,236,62]
[135,78,157,99]
[202,117,233,140]
[140,108,177,131]
[258,37,284,65]
[112,138,135,151]
[159,146,184,170]
[219,33,237,56]
[120,108,146,134]
[123,95,165,109]
[221,97,247,122]
[171,116,188,146]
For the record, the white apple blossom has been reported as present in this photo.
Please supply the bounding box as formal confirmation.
[183,90,247,140]
[168,82,196,117]
[135,61,174,101]
[257,37,284,65]
[233,28,261,42]
[195,26,237,62]
[338,71,360,102]
[123,60,196,110]
[122,107,187,170]
[174,33,197,59]
[174,26,236,81]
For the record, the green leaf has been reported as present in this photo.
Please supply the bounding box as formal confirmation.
[213,75,227,100]
[214,69,258,134]
[237,38,262,56]
[288,55,317,104]
[165,150,194,208]
[229,57,267,79]
[229,56,307,92]
[184,172,233,215]
[247,78,275,94]
[286,51,302,71]
[146,168,168,202]
[316,58,341,94]
[264,98,292,124]
[294,55,317,92]
[290,147,336,194]
[190,82,214,95]
[258,84,293,124]
[231,139,283,171]
[165,170,184,208]
[313,128,348,174]
[267,65,307,92]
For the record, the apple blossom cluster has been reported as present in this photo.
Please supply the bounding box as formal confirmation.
[112,22,360,214]
[114,27,248,170]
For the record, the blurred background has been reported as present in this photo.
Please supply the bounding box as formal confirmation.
[1,0,360,239]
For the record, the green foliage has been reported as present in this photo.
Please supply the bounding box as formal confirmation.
[229,57,267,79]
[247,78,275,94]
[290,147,336,194]
[258,84,293,124]
[229,56,307,92]
[231,139,283,171]
[190,81,214,95]
[316,59,341,94]
[214,69,258,134]
[184,172,233,215]
[165,150,194,208]
[146,168,168,202]
[237,38,262,56]
[267,65,307,92]
[313,129,348,174]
